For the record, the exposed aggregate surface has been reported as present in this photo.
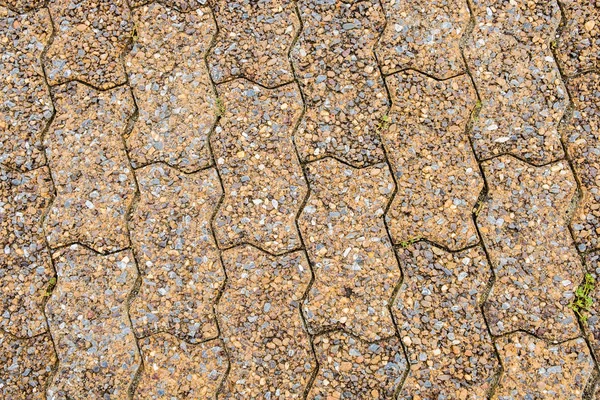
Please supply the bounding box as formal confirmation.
[1,0,600,399]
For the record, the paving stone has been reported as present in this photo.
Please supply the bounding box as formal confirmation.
[556,0,600,76]
[493,333,593,400]
[126,3,217,173]
[478,155,581,342]
[212,80,306,254]
[384,71,481,251]
[376,0,469,78]
[464,0,566,165]
[134,334,227,399]
[564,73,600,252]
[129,0,207,12]
[582,252,600,359]
[299,158,398,341]
[0,166,53,338]
[0,330,56,399]
[394,243,498,399]
[46,245,140,399]
[43,82,136,254]
[0,0,45,13]
[44,0,132,90]
[217,245,313,399]
[291,0,387,167]
[129,164,223,343]
[308,331,406,399]
[0,6,52,172]
[208,0,299,87]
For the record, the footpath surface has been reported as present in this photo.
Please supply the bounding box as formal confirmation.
[1,0,600,399]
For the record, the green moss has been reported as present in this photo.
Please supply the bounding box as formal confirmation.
[570,273,595,323]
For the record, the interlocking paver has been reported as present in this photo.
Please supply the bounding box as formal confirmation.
[126,3,216,173]
[129,0,206,11]
[478,155,581,342]
[208,0,298,87]
[44,0,132,90]
[376,0,469,79]
[308,331,406,399]
[129,164,223,342]
[43,82,136,254]
[0,331,56,399]
[564,73,600,252]
[464,0,566,165]
[0,6,52,172]
[0,166,53,338]
[212,80,306,254]
[556,0,599,76]
[493,333,593,400]
[394,243,498,399]
[0,0,44,12]
[384,71,481,250]
[299,158,398,341]
[46,245,140,399]
[582,252,600,359]
[217,245,313,399]
[291,0,387,167]
[134,334,227,399]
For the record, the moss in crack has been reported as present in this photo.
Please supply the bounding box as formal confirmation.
[570,273,595,323]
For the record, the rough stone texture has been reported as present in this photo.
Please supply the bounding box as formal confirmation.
[565,73,600,252]
[556,0,600,77]
[583,252,600,359]
[291,0,388,167]
[308,331,406,399]
[0,166,53,338]
[43,82,136,254]
[126,3,217,173]
[0,0,45,13]
[44,0,132,89]
[217,245,313,399]
[208,0,299,87]
[0,6,52,172]
[129,0,207,12]
[129,164,223,343]
[478,156,581,342]
[212,80,306,254]
[376,0,469,78]
[384,71,481,251]
[0,331,56,399]
[464,0,566,165]
[299,158,398,341]
[493,333,594,400]
[134,334,227,399]
[394,243,498,399]
[46,245,140,399]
